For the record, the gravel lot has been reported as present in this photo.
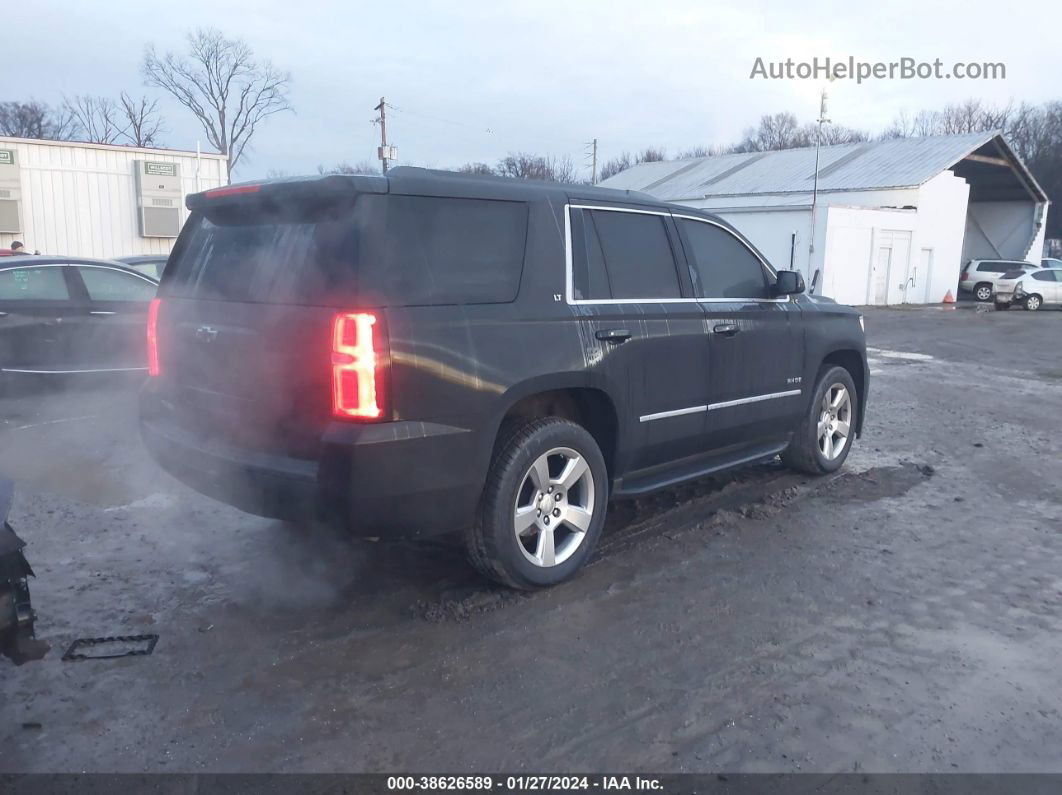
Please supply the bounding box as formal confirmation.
[2,305,1061,773]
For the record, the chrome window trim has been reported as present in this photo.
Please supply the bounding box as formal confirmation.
[564,204,787,306]
[0,263,158,285]
[1,367,148,374]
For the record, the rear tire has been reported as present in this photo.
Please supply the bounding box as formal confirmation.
[466,417,607,589]
[782,365,858,475]
[974,283,993,302]
[1024,294,1042,311]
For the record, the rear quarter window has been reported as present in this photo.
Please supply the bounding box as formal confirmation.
[359,195,529,306]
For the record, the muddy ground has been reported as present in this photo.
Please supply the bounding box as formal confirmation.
[1,305,1061,773]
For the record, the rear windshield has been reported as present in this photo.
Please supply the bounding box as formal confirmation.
[164,193,529,307]
[163,201,358,304]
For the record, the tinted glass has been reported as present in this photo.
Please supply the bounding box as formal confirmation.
[680,219,769,299]
[130,262,165,280]
[1032,270,1055,282]
[78,268,156,301]
[362,195,528,306]
[979,261,1027,273]
[166,206,358,304]
[589,210,680,299]
[0,267,69,300]
[570,209,611,300]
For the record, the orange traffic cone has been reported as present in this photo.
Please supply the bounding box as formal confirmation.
[943,289,955,303]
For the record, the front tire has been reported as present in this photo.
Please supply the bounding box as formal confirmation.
[1024,294,1042,311]
[974,283,993,302]
[782,365,858,475]
[466,418,608,589]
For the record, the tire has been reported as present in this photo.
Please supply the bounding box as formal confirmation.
[974,283,993,302]
[466,417,608,589]
[781,365,858,475]
[1024,294,1042,311]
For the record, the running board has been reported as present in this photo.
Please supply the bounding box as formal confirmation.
[612,441,789,497]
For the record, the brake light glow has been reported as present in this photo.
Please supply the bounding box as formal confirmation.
[204,184,262,199]
[332,312,385,420]
[147,298,161,376]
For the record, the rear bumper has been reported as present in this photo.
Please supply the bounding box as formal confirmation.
[140,394,486,537]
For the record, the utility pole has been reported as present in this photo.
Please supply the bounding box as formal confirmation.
[586,138,598,184]
[374,96,390,173]
[807,88,830,293]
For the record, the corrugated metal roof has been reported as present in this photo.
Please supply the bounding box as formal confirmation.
[600,131,1004,200]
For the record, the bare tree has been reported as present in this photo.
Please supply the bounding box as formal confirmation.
[142,28,292,174]
[317,161,379,176]
[599,147,667,181]
[458,162,495,176]
[63,95,126,144]
[118,92,165,147]
[0,100,77,140]
[676,144,722,159]
[731,112,812,152]
[495,152,579,183]
[815,124,869,146]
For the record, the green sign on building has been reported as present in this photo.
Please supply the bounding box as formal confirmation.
[0,150,15,166]
[144,161,176,177]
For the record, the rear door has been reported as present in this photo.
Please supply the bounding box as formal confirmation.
[70,265,157,370]
[567,204,710,474]
[674,215,804,450]
[0,264,79,372]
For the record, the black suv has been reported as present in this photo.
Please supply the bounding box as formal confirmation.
[140,168,868,588]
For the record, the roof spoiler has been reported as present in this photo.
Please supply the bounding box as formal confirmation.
[186,173,388,212]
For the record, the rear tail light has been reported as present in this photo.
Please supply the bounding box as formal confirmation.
[332,312,389,421]
[147,298,161,376]
[960,270,970,281]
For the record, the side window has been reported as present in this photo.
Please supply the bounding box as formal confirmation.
[370,196,529,306]
[679,219,769,299]
[1032,270,1054,282]
[589,209,681,299]
[77,268,157,301]
[570,209,611,300]
[0,267,70,300]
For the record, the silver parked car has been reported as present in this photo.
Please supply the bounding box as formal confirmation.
[960,259,1040,302]
[995,267,1062,311]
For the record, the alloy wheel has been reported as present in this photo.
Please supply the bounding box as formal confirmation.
[513,447,595,567]
[817,384,852,461]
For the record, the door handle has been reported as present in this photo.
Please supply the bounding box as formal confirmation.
[90,310,116,316]
[713,322,740,336]
[595,328,631,343]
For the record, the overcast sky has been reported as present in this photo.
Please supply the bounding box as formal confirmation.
[4,0,1061,180]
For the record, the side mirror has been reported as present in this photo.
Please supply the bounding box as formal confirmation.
[775,270,805,296]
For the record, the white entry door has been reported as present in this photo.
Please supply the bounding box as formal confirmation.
[871,245,891,305]
[884,231,912,305]
[918,248,934,303]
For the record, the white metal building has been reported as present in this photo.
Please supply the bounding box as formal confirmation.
[601,132,1049,305]
[0,136,228,260]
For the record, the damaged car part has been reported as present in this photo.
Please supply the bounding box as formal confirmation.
[0,476,48,664]
[62,634,159,661]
